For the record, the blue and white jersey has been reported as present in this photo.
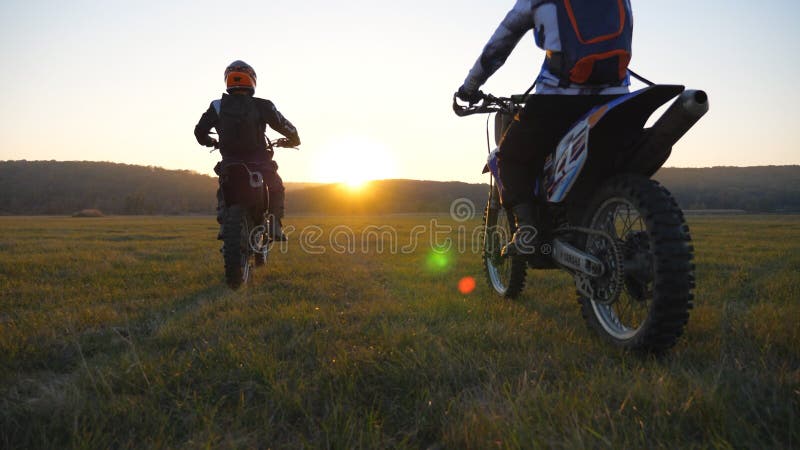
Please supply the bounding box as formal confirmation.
[463,0,632,95]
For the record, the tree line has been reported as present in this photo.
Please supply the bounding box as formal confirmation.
[0,161,216,215]
[1,161,798,215]
[654,166,800,212]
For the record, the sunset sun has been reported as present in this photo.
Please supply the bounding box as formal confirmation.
[344,178,368,190]
[313,136,396,188]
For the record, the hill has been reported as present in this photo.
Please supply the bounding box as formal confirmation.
[1,161,799,215]
[0,161,216,215]
[285,166,800,214]
[653,166,800,212]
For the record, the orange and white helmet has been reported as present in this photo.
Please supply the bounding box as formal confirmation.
[224,60,257,94]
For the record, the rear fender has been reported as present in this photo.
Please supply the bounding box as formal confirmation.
[219,163,266,212]
[544,85,686,203]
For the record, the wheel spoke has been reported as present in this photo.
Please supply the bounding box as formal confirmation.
[615,206,628,238]
[587,197,655,338]
[483,205,527,298]
[620,205,639,238]
[583,179,693,351]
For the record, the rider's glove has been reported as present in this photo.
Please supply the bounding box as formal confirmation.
[206,138,219,149]
[275,137,298,148]
[456,85,483,105]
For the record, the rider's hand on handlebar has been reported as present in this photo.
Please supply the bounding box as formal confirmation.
[274,138,296,148]
[207,138,219,149]
[456,85,484,105]
[452,90,513,117]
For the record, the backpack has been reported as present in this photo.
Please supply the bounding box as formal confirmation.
[213,94,262,159]
[546,0,633,86]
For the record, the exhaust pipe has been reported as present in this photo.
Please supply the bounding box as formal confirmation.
[651,89,709,146]
[631,89,709,175]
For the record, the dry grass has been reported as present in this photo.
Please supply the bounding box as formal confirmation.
[0,215,798,448]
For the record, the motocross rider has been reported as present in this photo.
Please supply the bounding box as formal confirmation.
[456,0,633,256]
[195,60,300,241]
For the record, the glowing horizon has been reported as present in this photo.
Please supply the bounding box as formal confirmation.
[308,135,397,186]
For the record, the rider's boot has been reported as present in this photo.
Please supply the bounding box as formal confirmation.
[269,217,288,242]
[501,203,540,257]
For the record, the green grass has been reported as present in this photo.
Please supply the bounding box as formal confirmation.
[1,215,798,449]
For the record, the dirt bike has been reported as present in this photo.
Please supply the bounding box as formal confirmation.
[453,83,708,352]
[213,137,296,290]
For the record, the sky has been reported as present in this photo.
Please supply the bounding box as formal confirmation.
[1,0,799,184]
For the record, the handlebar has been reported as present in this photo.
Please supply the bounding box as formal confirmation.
[452,92,523,117]
[207,134,299,153]
[267,137,299,151]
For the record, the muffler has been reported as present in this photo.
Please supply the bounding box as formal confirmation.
[631,89,709,175]
[651,89,709,147]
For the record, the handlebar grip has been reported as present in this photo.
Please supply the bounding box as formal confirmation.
[453,97,472,117]
[453,92,516,117]
[453,94,490,117]
[272,138,299,148]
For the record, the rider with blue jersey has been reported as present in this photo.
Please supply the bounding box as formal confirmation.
[457,0,633,256]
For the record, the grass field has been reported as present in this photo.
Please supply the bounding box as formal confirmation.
[1,214,798,449]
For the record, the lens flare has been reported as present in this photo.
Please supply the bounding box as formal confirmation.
[427,252,449,270]
[426,247,453,272]
[458,276,476,295]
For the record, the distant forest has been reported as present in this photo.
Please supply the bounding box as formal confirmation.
[654,166,800,212]
[0,161,217,215]
[1,161,799,215]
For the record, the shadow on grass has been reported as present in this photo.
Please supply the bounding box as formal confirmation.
[2,284,231,377]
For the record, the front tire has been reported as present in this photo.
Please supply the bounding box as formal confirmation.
[223,205,252,290]
[482,185,527,298]
[579,175,694,353]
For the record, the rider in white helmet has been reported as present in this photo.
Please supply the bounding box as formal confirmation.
[457,0,633,255]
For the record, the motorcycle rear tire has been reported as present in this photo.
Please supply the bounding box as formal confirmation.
[579,175,694,353]
[223,205,252,290]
